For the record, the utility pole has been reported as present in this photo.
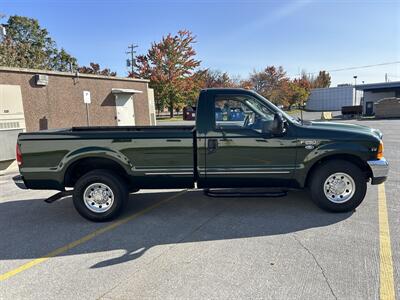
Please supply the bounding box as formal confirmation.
[126,44,138,76]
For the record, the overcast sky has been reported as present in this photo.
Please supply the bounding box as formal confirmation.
[2,0,400,86]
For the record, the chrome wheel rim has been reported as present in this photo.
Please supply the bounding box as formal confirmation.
[83,183,114,213]
[323,172,355,203]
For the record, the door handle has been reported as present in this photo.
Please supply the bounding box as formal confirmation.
[166,139,181,142]
[207,138,218,154]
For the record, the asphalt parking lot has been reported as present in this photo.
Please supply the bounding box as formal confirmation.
[0,119,398,299]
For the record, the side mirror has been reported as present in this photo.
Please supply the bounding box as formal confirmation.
[271,113,285,136]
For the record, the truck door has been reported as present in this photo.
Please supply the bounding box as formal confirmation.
[204,93,297,188]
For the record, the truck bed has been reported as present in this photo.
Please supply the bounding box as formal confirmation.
[18,125,196,140]
[71,125,196,132]
[18,125,197,190]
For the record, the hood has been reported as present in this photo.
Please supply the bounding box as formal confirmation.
[307,121,383,139]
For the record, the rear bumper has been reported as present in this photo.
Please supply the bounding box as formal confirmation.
[367,158,389,185]
[13,175,28,189]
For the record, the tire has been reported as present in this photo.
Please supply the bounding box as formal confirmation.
[309,160,367,212]
[73,169,128,222]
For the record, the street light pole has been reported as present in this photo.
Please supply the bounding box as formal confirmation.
[353,75,358,105]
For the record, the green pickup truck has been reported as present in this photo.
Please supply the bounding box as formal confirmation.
[14,88,389,221]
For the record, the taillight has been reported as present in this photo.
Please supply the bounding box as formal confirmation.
[377,141,384,160]
[16,143,23,166]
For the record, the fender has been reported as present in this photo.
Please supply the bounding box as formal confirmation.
[60,146,134,179]
[295,141,372,187]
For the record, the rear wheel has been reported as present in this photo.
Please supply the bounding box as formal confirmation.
[73,169,128,221]
[309,160,367,212]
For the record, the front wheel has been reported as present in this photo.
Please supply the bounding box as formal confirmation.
[309,160,367,212]
[73,170,128,221]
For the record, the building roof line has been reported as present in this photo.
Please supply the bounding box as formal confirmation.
[355,81,400,90]
[0,66,150,83]
[311,85,354,91]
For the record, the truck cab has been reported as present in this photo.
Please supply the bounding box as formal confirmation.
[195,89,298,188]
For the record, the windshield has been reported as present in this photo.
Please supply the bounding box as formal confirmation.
[255,93,302,125]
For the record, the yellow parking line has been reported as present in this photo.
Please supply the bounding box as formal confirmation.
[0,190,187,282]
[378,184,395,300]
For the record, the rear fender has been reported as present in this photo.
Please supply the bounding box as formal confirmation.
[60,146,133,176]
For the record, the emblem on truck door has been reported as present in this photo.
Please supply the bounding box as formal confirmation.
[300,140,318,149]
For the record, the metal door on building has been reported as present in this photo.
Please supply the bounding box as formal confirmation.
[365,101,374,116]
[115,94,135,126]
[0,84,26,162]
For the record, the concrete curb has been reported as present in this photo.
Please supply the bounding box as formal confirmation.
[0,160,18,176]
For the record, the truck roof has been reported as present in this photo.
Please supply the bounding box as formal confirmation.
[201,88,250,93]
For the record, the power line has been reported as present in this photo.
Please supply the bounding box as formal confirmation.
[295,61,400,77]
[326,61,400,73]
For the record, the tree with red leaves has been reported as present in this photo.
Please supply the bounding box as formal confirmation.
[78,62,116,76]
[249,66,292,106]
[248,66,313,108]
[132,30,200,117]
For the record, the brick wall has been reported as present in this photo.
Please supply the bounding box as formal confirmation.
[0,68,150,131]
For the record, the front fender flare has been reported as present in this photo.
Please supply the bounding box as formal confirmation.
[296,142,371,187]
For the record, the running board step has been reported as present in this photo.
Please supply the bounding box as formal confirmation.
[45,191,73,203]
[204,188,287,198]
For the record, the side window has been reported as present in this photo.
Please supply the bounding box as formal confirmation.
[215,99,248,128]
[214,95,274,131]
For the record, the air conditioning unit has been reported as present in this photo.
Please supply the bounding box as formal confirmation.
[36,74,49,86]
